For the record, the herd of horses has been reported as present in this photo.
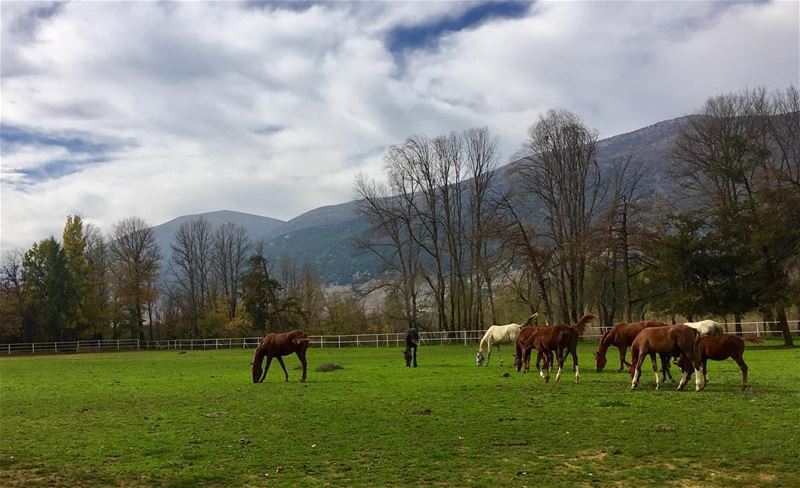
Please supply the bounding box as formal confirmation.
[476,315,760,390]
[250,316,761,391]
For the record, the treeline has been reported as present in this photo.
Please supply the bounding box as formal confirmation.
[0,215,375,343]
[1,86,798,345]
[357,87,800,345]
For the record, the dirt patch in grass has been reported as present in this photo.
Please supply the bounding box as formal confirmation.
[316,363,344,372]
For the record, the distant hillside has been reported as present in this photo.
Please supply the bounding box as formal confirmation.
[152,116,688,284]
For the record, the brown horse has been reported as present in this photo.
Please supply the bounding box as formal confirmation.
[251,330,310,383]
[594,320,669,372]
[675,336,763,390]
[515,326,546,373]
[630,324,703,391]
[527,313,595,383]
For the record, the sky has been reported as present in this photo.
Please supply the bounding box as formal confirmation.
[1,0,798,251]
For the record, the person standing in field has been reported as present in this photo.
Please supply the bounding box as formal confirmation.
[404,328,420,368]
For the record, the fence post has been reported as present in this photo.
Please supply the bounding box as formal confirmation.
[464,330,467,346]
[97,340,100,351]
[356,335,360,347]
[55,342,58,353]
[32,343,35,354]
[756,322,761,338]
[376,334,378,348]
[137,339,140,350]
[338,336,341,348]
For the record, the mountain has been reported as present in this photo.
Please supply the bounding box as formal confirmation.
[152,210,286,272]
[152,116,688,284]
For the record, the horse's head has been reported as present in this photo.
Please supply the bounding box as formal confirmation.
[475,349,485,366]
[251,361,262,383]
[594,351,607,372]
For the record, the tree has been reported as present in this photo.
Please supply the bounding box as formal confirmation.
[62,215,89,337]
[212,223,250,320]
[0,250,26,341]
[22,237,72,341]
[109,217,161,341]
[170,217,214,338]
[515,109,603,323]
[670,87,800,345]
[241,253,283,331]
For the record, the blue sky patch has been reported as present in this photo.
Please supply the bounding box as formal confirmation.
[386,1,530,57]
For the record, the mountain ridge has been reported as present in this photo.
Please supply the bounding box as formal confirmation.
[152,116,689,283]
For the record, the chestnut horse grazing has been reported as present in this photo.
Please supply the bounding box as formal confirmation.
[528,313,595,383]
[630,325,703,391]
[476,313,537,366]
[251,330,310,383]
[594,321,668,372]
[675,335,763,390]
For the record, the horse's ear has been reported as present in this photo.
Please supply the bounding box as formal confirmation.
[250,362,254,366]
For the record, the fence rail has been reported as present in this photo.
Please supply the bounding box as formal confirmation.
[1,321,798,355]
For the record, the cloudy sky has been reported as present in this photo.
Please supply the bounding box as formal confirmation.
[1,0,798,251]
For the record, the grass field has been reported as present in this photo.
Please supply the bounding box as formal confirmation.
[1,341,799,487]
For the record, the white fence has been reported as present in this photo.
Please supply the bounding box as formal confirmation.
[1,321,797,355]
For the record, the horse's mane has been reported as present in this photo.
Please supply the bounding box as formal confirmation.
[570,313,596,337]
[599,325,616,346]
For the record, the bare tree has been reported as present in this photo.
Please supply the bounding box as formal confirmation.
[515,109,603,323]
[109,217,161,341]
[212,223,250,320]
[170,217,213,338]
[465,127,499,327]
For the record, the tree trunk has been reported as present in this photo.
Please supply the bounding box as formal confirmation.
[776,304,794,346]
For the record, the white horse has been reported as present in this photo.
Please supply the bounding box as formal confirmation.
[684,319,724,337]
[476,314,537,366]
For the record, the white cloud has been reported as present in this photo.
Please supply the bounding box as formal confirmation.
[1,0,797,251]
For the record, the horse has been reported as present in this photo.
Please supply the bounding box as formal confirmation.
[629,324,703,391]
[527,313,595,383]
[683,319,724,337]
[476,313,537,366]
[675,335,763,390]
[594,320,669,372]
[515,326,546,373]
[251,330,310,383]
[404,327,420,368]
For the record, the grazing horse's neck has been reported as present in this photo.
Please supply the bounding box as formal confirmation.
[253,342,268,365]
[598,329,614,354]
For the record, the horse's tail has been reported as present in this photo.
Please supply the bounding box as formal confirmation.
[745,337,765,344]
[571,313,596,337]
[478,329,491,353]
[522,313,538,327]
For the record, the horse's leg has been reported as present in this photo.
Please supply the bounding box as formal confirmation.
[486,339,492,366]
[413,345,418,368]
[650,353,661,390]
[571,345,580,383]
[735,355,748,390]
[555,349,565,383]
[631,347,646,390]
[618,345,627,372]
[296,349,307,383]
[260,356,273,382]
[699,358,708,390]
[541,350,551,382]
[276,356,289,382]
[496,343,503,366]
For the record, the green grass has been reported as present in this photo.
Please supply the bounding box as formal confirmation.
[1,341,799,487]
